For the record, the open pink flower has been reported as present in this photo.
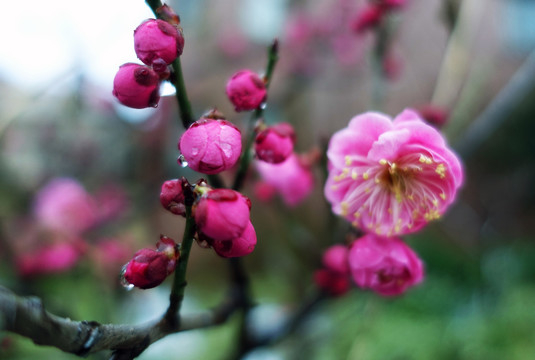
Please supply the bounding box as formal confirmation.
[324,109,463,236]
[255,154,315,207]
[348,234,423,296]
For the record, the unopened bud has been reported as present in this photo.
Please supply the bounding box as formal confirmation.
[112,63,160,109]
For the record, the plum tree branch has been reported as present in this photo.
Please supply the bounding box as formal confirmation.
[0,285,240,358]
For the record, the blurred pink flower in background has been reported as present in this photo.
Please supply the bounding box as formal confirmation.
[324,109,463,236]
[322,244,350,275]
[314,244,351,297]
[216,27,250,58]
[255,153,315,207]
[92,238,132,268]
[94,183,130,223]
[16,239,87,277]
[33,178,98,236]
[348,234,423,296]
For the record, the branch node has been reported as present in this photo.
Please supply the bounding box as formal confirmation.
[76,321,102,357]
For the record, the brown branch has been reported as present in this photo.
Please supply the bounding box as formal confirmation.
[0,285,239,358]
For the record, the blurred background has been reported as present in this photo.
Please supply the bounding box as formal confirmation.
[1,0,535,359]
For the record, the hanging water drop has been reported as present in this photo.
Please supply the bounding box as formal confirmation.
[120,264,135,291]
[177,154,189,168]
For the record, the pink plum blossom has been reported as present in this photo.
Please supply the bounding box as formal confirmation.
[179,118,242,175]
[255,154,315,207]
[225,70,267,112]
[254,122,296,164]
[194,188,251,242]
[211,221,257,258]
[324,109,463,236]
[33,178,98,235]
[348,234,424,296]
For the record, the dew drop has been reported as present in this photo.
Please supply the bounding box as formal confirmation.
[120,264,135,291]
[259,102,267,110]
[177,154,189,168]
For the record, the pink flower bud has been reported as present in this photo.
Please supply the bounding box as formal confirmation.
[351,5,384,33]
[255,122,296,164]
[123,235,178,289]
[226,69,267,111]
[112,63,160,109]
[179,118,242,174]
[195,189,251,241]
[314,269,351,297]
[253,181,277,202]
[212,221,257,258]
[134,19,184,67]
[348,234,424,297]
[160,178,187,216]
[322,244,350,275]
[417,104,449,128]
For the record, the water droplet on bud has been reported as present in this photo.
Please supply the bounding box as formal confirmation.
[259,102,267,110]
[120,264,135,291]
[177,154,189,168]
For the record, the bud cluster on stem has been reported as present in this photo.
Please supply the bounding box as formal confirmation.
[113,5,185,109]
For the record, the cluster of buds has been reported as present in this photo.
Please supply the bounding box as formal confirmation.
[160,178,256,259]
[315,234,424,297]
[113,5,185,109]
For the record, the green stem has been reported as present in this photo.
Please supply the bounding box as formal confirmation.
[165,200,195,327]
[170,58,195,128]
[145,0,195,128]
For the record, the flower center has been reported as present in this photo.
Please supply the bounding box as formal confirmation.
[378,161,413,203]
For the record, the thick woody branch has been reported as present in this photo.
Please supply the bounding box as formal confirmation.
[0,286,239,358]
